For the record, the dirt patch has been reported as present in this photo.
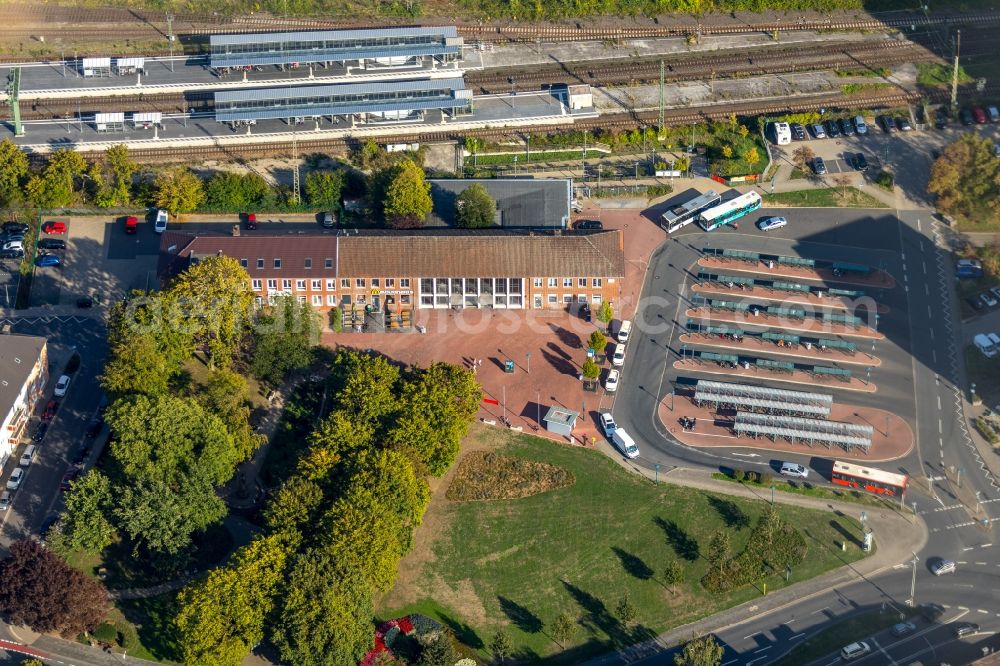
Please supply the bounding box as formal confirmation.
[446,450,575,501]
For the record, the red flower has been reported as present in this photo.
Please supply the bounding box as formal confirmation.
[397,617,414,635]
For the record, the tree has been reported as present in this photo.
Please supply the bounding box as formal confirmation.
[200,369,260,462]
[0,138,29,206]
[169,255,255,368]
[331,352,401,430]
[743,147,760,166]
[674,634,724,666]
[304,170,344,209]
[588,330,607,354]
[273,549,374,666]
[597,301,614,325]
[738,124,750,138]
[114,476,227,556]
[928,133,1000,224]
[582,357,600,380]
[417,631,459,666]
[155,167,205,213]
[383,159,432,224]
[25,149,87,208]
[251,295,320,385]
[550,612,575,647]
[384,362,482,476]
[100,333,173,397]
[58,471,117,554]
[204,171,273,211]
[302,410,375,483]
[792,145,815,173]
[263,477,325,535]
[706,531,730,572]
[490,630,513,665]
[175,534,294,666]
[721,145,733,159]
[455,183,496,228]
[662,559,685,596]
[615,593,637,625]
[105,144,137,206]
[0,540,108,636]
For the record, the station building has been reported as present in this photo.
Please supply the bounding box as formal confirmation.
[213,78,472,125]
[209,27,464,71]
[160,229,624,328]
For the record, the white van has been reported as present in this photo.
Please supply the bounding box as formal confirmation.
[154,209,168,234]
[612,343,626,367]
[617,320,632,344]
[974,333,997,358]
[19,444,36,467]
[612,428,640,459]
[840,641,871,661]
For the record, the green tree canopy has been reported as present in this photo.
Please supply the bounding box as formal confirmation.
[0,138,29,206]
[304,170,345,209]
[263,476,325,536]
[175,534,294,666]
[155,167,205,213]
[100,333,173,398]
[455,183,495,228]
[674,634,724,666]
[25,149,88,208]
[597,301,614,324]
[273,549,374,666]
[251,295,320,386]
[331,352,400,429]
[114,476,227,556]
[301,409,375,484]
[58,471,117,554]
[383,159,432,224]
[928,133,1000,224]
[204,171,273,211]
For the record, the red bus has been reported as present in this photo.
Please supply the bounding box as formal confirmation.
[832,461,908,497]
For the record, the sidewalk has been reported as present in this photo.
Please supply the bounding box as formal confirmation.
[581,464,927,666]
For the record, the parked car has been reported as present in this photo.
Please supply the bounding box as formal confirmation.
[891,622,916,637]
[935,109,950,129]
[895,116,913,131]
[876,115,896,133]
[42,399,58,420]
[241,212,257,230]
[989,286,1000,302]
[76,296,94,309]
[35,254,61,267]
[19,444,36,467]
[809,123,827,139]
[605,369,620,393]
[955,622,980,637]
[960,108,975,126]
[852,153,869,171]
[967,294,986,311]
[54,374,71,397]
[38,238,66,250]
[824,119,841,138]
[972,107,988,124]
[2,240,23,252]
[574,219,603,230]
[0,491,11,512]
[2,232,25,243]
[931,559,956,576]
[321,211,336,228]
[779,462,809,478]
[2,222,28,234]
[790,123,806,140]
[983,291,999,307]
[600,412,617,437]
[59,469,79,492]
[154,209,168,234]
[32,422,47,442]
[42,220,67,234]
[853,115,868,134]
[612,343,626,367]
[124,215,138,234]
[0,248,23,259]
[6,468,24,491]
[839,117,855,136]
[811,156,827,175]
[756,216,787,232]
[840,641,871,661]
[86,418,104,439]
[988,105,1000,123]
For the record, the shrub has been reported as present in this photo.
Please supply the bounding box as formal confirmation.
[733,468,745,482]
[760,472,773,487]
[974,418,1000,444]
[92,622,117,643]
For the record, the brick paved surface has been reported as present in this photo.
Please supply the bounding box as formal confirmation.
[658,391,914,461]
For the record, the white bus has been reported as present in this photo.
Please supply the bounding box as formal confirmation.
[661,190,722,234]
[697,191,762,231]
[771,121,791,145]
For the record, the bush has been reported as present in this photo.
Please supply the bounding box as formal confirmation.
[701,512,806,593]
[92,622,117,643]
[733,468,745,482]
[874,170,894,191]
[974,418,1000,444]
[760,472,773,487]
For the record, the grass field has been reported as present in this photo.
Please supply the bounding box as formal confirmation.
[380,429,868,663]
[762,187,889,209]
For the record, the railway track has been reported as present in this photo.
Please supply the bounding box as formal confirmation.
[61,83,981,163]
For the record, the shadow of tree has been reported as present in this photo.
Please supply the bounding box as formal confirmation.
[438,612,484,650]
[654,516,700,561]
[561,580,629,647]
[707,495,750,530]
[611,546,654,580]
[498,595,544,634]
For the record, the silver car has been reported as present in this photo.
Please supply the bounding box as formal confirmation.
[931,559,956,576]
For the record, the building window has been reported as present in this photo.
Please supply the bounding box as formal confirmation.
[311,279,320,290]
[421,294,434,307]
[341,278,350,289]
[326,279,335,291]
[296,280,306,291]
[592,278,602,287]
[385,278,395,288]
[312,295,322,306]
[257,258,264,269]
[297,296,306,304]
[252,279,262,290]
[548,294,558,304]
[563,278,572,287]
[356,278,366,288]
[592,294,602,304]
[372,278,380,288]
[304,258,312,269]
[274,258,282,269]
[255,296,263,308]
[534,295,542,308]
[563,294,572,304]
[533,278,543,288]
[327,294,337,306]
[578,294,588,303]
[267,279,277,290]
[400,294,411,305]
[577,278,585,287]
[240,258,248,268]
[548,278,557,287]
[325,258,334,269]
[400,278,410,288]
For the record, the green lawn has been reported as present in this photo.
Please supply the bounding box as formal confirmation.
[770,607,919,666]
[380,430,868,663]
[762,187,889,209]
[116,594,184,663]
[917,62,971,88]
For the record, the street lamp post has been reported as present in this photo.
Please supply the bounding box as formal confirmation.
[770,484,775,505]
[971,383,977,402]
[525,352,531,374]
[655,463,660,483]
[908,552,919,606]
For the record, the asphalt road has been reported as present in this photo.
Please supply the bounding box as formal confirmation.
[607,207,1000,665]
[0,315,107,549]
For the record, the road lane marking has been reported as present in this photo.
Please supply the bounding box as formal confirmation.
[982,543,993,548]
[753,646,771,653]
[978,609,989,614]
[790,633,805,640]
[937,396,941,410]
[963,546,975,551]
[939,419,943,434]
[812,606,830,615]
[923,261,927,273]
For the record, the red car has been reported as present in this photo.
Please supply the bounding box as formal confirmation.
[124,216,137,234]
[241,213,257,230]
[42,220,67,234]
[60,469,80,492]
[42,399,58,420]
[973,107,988,124]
